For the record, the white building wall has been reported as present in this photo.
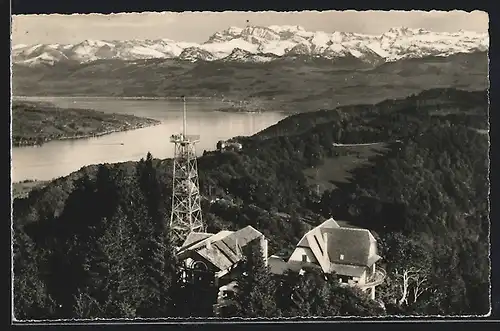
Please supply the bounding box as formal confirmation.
[357,270,367,285]
[261,237,269,266]
[185,257,194,268]
[321,218,341,229]
[288,247,319,264]
[369,239,377,257]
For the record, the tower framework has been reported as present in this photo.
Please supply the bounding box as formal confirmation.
[170,97,204,244]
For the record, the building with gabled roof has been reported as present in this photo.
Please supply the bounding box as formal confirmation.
[268,218,386,300]
[176,225,268,286]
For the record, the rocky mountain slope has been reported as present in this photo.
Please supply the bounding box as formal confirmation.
[12,25,489,66]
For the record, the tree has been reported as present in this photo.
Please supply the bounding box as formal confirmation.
[378,233,433,309]
[133,153,177,317]
[40,173,99,318]
[81,206,143,318]
[13,223,56,320]
[73,289,102,318]
[329,281,385,316]
[277,268,384,317]
[286,268,330,316]
[232,239,279,318]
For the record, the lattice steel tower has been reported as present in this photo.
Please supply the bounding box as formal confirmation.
[170,96,204,243]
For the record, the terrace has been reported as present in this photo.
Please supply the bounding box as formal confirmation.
[360,267,386,289]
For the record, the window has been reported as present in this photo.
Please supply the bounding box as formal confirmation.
[191,260,208,271]
[340,276,349,283]
[302,254,308,262]
[340,254,344,260]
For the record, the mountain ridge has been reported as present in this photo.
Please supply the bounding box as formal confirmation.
[12,25,488,66]
[12,51,488,111]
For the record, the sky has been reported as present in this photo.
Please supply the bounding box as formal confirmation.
[11,10,489,45]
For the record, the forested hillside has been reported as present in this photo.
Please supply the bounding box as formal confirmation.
[13,88,490,319]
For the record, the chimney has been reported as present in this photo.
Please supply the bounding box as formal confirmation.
[322,231,330,271]
[261,236,269,266]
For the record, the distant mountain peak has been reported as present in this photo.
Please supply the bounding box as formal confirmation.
[12,25,489,66]
[387,26,410,32]
[268,25,306,33]
[229,47,251,55]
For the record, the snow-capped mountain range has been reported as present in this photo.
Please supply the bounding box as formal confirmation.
[12,25,489,66]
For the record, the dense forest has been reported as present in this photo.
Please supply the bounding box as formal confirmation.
[12,88,490,319]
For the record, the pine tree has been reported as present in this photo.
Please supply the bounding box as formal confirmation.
[81,206,143,318]
[133,153,177,317]
[287,268,332,316]
[61,167,143,318]
[233,239,279,318]
[13,223,56,320]
[44,174,99,318]
[327,281,385,316]
[280,269,384,317]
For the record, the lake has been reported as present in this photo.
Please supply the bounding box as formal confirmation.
[11,97,288,182]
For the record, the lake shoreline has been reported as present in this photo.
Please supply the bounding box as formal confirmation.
[12,100,162,147]
[216,107,264,114]
[12,98,288,183]
[13,121,162,148]
[13,95,220,101]
[13,96,296,116]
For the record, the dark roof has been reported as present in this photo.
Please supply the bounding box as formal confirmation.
[180,232,213,250]
[178,230,233,255]
[330,263,366,277]
[287,260,322,273]
[198,244,235,271]
[268,256,289,275]
[322,227,373,266]
[178,225,264,271]
[226,225,263,248]
[213,240,239,263]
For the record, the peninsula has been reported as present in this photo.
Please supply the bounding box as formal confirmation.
[12,100,161,147]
